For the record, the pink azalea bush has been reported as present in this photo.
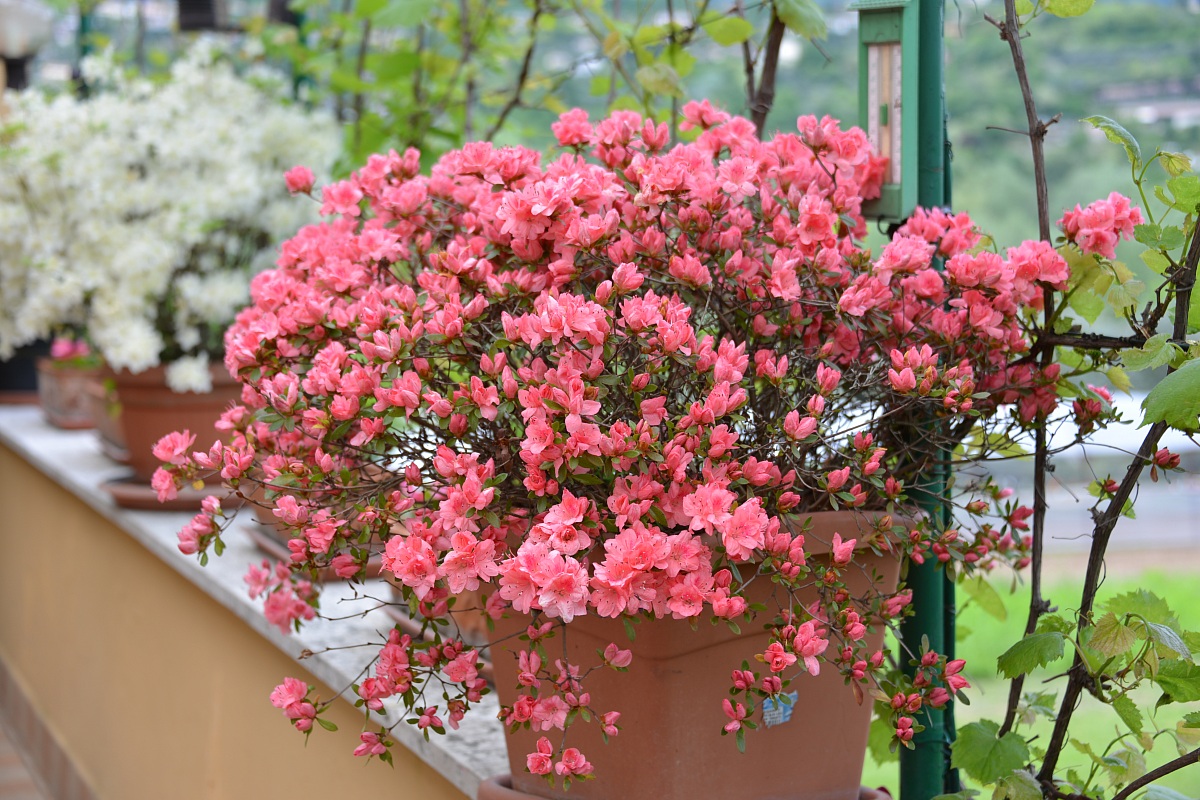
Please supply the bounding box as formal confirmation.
[156,102,1142,782]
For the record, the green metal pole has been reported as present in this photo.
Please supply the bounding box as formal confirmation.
[78,3,94,60]
[899,0,952,797]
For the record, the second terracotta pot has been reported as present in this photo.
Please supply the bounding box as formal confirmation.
[109,365,241,482]
[36,358,100,430]
[487,510,902,800]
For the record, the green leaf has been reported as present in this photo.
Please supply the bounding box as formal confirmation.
[1089,612,1137,657]
[316,717,338,732]
[1183,711,1200,727]
[951,721,1031,785]
[371,0,435,25]
[589,74,612,96]
[1142,359,1200,431]
[997,632,1065,678]
[1106,366,1133,394]
[993,770,1041,800]
[1140,787,1195,800]
[663,43,698,78]
[1146,622,1193,661]
[963,577,1007,622]
[774,0,827,38]
[1158,151,1193,178]
[1155,661,1200,703]
[932,793,980,800]
[868,712,900,765]
[1168,175,1200,213]
[634,63,683,98]
[1069,290,1106,325]
[1141,249,1172,275]
[1013,0,1034,13]
[1036,614,1075,636]
[1111,693,1144,734]
[354,0,385,17]
[1105,590,1181,629]
[1105,748,1147,783]
[1083,116,1142,169]
[1045,0,1093,15]
[702,15,754,46]
[1123,333,1176,372]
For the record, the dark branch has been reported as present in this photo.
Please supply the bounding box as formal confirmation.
[1110,747,1200,800]
[750,10,786,139]
[483,0,543,141]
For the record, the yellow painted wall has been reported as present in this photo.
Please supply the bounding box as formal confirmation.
[0,443,467,800]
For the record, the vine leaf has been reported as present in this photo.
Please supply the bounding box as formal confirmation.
[1142,359,1200,431]
[1045,0,1093,16]
[993,770,1041,800]
[1089,612,1137,658]
[1158,151,1193,178]
[1155,661,1200,704]
[774,0,827,39]
[702,16,755,46]
[1145,622,1193,661]
[1140,787,1194,800]
[1111,693,1143,735]
[950,720,1030,785]
[1104,590,1181,629]
[963,576,1007,622]
[997,632,1065,678]
[1083,115,1141,169]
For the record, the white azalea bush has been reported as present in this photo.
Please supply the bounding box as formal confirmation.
[0,41,340,391]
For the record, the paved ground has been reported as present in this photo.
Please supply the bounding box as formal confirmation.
[0,720,45,800]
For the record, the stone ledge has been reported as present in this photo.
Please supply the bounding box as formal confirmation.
[0,404,508,799]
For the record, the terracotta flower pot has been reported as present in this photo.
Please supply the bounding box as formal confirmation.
[84,369,130,464]
[35,358,100,429]
[477,775,895,800]
[109,364,240,482]
[486,510,902,800]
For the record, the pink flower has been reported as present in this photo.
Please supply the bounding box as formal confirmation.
[722,698,747,733]
[152,430,196,466]
[527,737,554,775]
[682,483,735,534]
[830,533,856,565]
[826,467,851,493]
[353,732,388,757]
[284,165,315,195]
[555,748,593,777]
[761,641,797,673]
[603,642,633,668]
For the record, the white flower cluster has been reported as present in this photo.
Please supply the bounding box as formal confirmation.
[0,41,340,392]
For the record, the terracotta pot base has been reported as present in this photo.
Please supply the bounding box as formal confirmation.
[488,511,902,800]
[103,476,221,511]
[36,359,99,430]
[477,775,893,800]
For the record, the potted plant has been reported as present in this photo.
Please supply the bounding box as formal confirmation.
[155,102,1059,799]
[0,40,339,497]
[35,334,101,429]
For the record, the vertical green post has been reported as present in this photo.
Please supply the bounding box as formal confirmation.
[78,3,94,61]
[899,0,953,797]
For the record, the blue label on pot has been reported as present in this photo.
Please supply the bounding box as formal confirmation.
[761,691,798,728]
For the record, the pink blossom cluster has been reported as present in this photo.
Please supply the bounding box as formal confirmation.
[151,106,1131,779]
[244,558,317,634]
[1057,191,1143,259]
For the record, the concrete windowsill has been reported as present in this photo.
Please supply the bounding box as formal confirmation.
[0,404,508,799]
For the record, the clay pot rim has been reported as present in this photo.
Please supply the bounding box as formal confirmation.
[105,362,240,389]
[34,357,103,376]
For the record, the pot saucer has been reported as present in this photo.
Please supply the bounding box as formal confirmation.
[102,476,220,511]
